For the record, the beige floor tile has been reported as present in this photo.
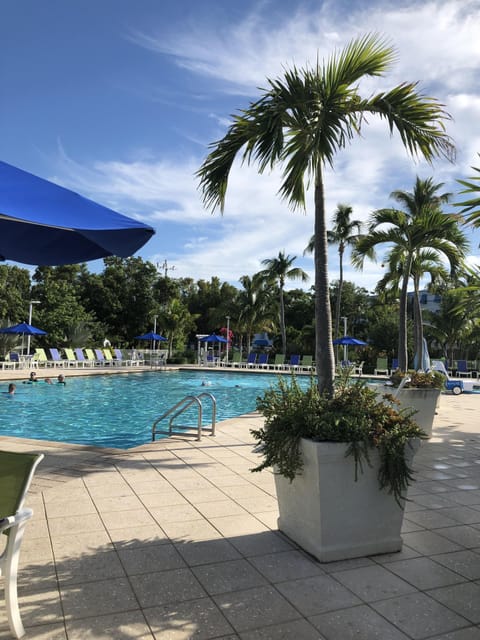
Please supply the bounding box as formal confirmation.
[66,610,154,640]
[402,530,464,555]
[161,519,223,542]
[194,499,248,519]
[372,592,469,639]
[60,577,138,620]
[209,514,269,537]
[130,567,207,608]
[117,542,186,575]
[1,622,68,640]
[144,596,234,639]
[174,537,241,566]
[434,524,480,548]
[48,512,106,537]
[51,530,113,559]
[214,585,301,632]
[249,550,324,583]
[10,587,64,627]
[45,498,96,519]
[20,535,55,563]
[100,508,157,530]
[309,603,410,640]
[227,531,294,557]
[139,490,189,508]
[239,619,321,639]
[109,524,170,548]
[94,494,146,512]
[385,556,466,590]
[178,487,229,504]
[276,574,361,617]
[149,503,204,524]
[55,549,126,586]
[192,558,267,595]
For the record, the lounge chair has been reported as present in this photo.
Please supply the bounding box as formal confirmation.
[257,353,269,368]
[63,348,81,367]
[227,352,242,368]
[270,353,285,370]
[73,348,92,367]
[94,348,111,365]
[48,348,67,368]
[374,357,389,376]
[0,450,44,638]
[285,354,301,371]
[84,348,102,365]
[353,361,364,376]
[1,353,19,371]
[300,355,314,372]
[389,358,399,375]
[456,360,472,378]
[103,348,118,366]
[34,348,51,367]
[240,352,257,368]
[113,348,135,366]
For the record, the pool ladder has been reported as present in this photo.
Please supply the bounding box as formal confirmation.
[151,392,216,442]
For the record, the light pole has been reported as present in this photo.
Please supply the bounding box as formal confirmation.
[153,314,158,352]
[340,316,347,363]
[226,315,230,363]
[27,300,40,355]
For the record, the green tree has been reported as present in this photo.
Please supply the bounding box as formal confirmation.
[0,265,32,322]
[259,251,309,355]
[197,34,453,394]
[455,153,480,225]
[354,177,466,371]
[236,273,275,353]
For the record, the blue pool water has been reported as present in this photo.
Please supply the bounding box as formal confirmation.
[0,370,311,449]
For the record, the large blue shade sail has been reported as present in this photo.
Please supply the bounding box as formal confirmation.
[0,161,155,266]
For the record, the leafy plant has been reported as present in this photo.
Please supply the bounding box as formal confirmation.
[252,376,426,503]
[390,369,444,389]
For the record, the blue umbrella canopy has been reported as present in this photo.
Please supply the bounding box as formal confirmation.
[199,334,228,343]
[135,332,167,341]
[0,161,155,266]
[333,336,367,346]
[0,322,47,335]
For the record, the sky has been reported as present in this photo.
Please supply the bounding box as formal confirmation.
[2,0,480,294]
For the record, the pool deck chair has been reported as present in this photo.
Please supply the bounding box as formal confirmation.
[34,348,51,368]
[94,348,111,366]
[300,355,314,372]
[113,348,135,366]
[389,358,399,375]
[285,354,301,371]
[456,360,472,378]
[226,352,242,368]
[84,348,102,365]
[2,353,19,371]
[0,450,44,638]
[257,353,269,369]
[374,357,389,376]
[62,348,81,367]
[270,353,285,370]
[74,348,93,367]
[240,352,257,368]
[102,348,118,366]
[48,348,67,368]
[353,361,364,376]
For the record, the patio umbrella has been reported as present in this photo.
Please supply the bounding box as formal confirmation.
[0,321,47,356]
[0,322,47,336]
[134,332,167,341]
[332,336,367,346]
[199,333,228,362]
[0,160,155,266]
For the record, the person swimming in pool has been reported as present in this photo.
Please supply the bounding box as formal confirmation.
[23,371,38,384]
[6,383,16,396]
[57,374,66,385]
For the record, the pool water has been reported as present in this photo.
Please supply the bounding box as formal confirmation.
[0,370,311,449]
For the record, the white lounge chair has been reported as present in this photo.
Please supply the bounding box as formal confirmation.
[0,450,44,638]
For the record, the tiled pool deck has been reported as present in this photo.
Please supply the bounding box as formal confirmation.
[1,371,480,639]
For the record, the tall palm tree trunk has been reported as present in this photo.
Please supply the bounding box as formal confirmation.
[413,275,424,369]
[398,256,413,371]
[314,168,335,395]
[279,286,286,355]
[334,245,344,362]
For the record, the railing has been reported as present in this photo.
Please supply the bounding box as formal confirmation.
[151,392,216,441]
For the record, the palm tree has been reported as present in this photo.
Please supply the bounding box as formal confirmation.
[197,33,454,395]
[259,251,309,355]
[237,273,275,353]
[305,204,362,351]
[353,177,467,371]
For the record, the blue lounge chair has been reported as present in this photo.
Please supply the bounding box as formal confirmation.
[94,348,111,365]
[285,354,301,370]
[240,352,257,368]
[48,348,67,367]
[257,353,269,368]
[456,360,472,377]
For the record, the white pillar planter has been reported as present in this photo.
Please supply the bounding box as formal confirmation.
[274,438,419,563]
[395,388,441,438]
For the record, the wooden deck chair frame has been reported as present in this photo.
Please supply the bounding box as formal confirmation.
[0,450,44,638]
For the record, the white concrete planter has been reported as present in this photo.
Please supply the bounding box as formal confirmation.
[395,388,441,438]
[274,438,418,563]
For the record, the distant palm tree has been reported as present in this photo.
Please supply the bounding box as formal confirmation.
[353,177,467,371]
[237,274,274,353]
[305,204,362,350]
[259,252,308,355]
[197,34,454,394]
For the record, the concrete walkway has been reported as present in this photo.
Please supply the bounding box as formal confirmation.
[0,392,479,639]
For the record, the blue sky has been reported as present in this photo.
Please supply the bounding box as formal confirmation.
[2,0,480,292]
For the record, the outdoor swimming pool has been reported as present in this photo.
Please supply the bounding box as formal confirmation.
[0,370,312,449]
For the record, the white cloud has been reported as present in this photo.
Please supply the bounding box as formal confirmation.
[53,0,480,291]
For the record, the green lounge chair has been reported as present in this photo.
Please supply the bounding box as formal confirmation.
[300,355,314,371]
[0,450,44,638]
[271,353,285,370]
[374,357,388,375]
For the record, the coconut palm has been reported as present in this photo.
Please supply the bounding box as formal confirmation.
[197,33,454,395]
[353,177,467,371]
[456,153,480,225]
[305,203,362,352]
[258,252,308,355]
[237,273,275,354]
